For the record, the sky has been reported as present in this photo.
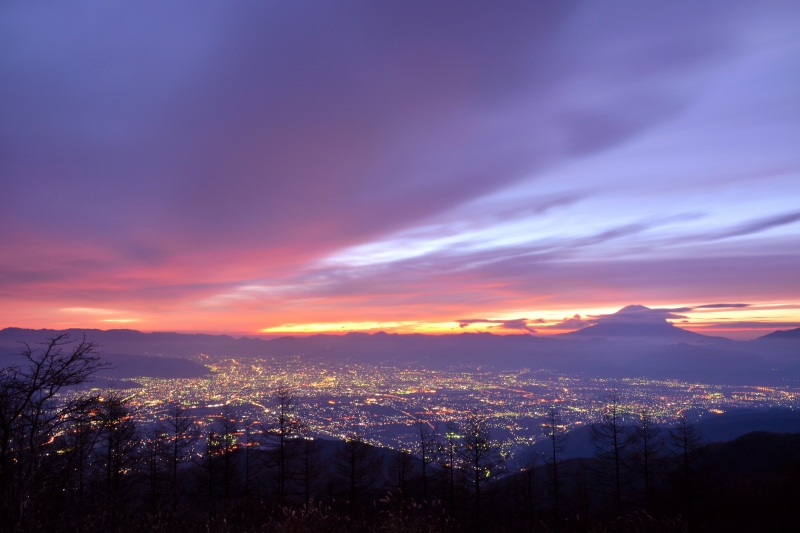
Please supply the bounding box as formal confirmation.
[1,0,799,340]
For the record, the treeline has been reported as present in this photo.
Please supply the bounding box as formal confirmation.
[2,336,799,533]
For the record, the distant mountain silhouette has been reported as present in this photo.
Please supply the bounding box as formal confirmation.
[560,305,729,344]
[562,321,707,341]
[745,326,800,360]
[3,307,799,385]
[756,326,800,340]
[0,327,269,358]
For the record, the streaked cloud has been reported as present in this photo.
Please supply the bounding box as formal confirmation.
[457,318,537,334]
[0,1,798,337]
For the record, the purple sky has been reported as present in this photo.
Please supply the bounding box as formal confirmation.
[1,1,799,338]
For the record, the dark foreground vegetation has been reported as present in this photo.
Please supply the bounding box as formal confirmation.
[2,336,799,533]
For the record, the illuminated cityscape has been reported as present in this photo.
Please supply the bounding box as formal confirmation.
[71,355,800,454]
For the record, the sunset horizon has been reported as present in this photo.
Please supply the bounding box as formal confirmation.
[2,1,798,343]
[2,3,799,530]
[4,301,797,341]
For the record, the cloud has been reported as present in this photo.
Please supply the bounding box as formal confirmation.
[0,2,745,263]
[589,305,688,325]
[693,303,750,309]
[538,315,593,331]
[712,212,800,240]
[457,318,536,333]
[1,1,799,333]
[553,304,761,331]
[535,304,756,332]
[570,224,651,248]
[495,319,537,334]
[3,1,699,249]
[688,321,800,330]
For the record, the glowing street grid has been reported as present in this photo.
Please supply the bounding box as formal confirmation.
[87,356,800,453]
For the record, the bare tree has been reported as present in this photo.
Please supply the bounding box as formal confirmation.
[438,421,462,512]
[333,433,384,508]
[215,405,239,503]
[201,429,222,516]
[297,437,325,507]
[66,397,105,523]
[0,334,105,532]
[144,427,165,514]
[415,417,438,502]
[241,418,254,507]
[389,448,417,501]
[160,405,194,514]
[669,415,704,529]
[590,389,630,517]
[458,414,502,532]
[545,406,567,529]
[517,452,540,525]
[630,408,663,513]
[97,393,138,500]
[266,388,305,505]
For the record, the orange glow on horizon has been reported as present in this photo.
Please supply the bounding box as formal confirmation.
[2,295,799,342]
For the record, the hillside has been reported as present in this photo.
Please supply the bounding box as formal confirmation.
[528,408,800,460]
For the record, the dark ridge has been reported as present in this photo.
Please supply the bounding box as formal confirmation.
[2,324,798,385]
[0,345,210,379]
[529,408,800,460]
[756,326,800,340]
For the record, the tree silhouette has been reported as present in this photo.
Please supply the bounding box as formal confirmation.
[389,448,417,501]
[545,406,567,529]
[458,414,502,532]
[160,405,195,514]
[517,452,540,525]
[630,407,664,513]
[297,437,325,507]
[333,433,383,508]
[215,405,238,503]
[590,389,630,517]
[67,397,104,524]
[415,417,438,502]
[439,421,462,513]
[670,414,704,529]
[0,334,105,532]
[266,387,305,505]
[144,426,165,514]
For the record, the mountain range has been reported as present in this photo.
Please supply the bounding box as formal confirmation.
[1,306,798,384]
